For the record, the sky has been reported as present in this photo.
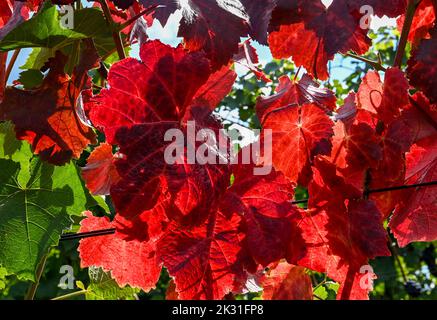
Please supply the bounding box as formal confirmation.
[6,2,398,85]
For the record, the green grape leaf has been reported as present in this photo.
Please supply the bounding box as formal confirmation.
[85,267,139,300]
[20,48,56,71]
[17,69,44,89]
[0,121,33,185]
[0,266,7,291]
[0,124,97,281]
[313,286,328,300]
[0,4,115,57]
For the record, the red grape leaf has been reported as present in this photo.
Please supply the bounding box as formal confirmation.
[405,136,437,182]
[298,157,390,299]
[0,42,98,165]
[177,0,250,70]
[335,92,357,130]
[87,41,231,220]
[82,143,120,196]
[397,0,435,47]
[157,159,307,299]
[400,92,437,143]
[296,74,337,112]
[166,280,179,300]
[141,1,276,68]
[0,0,13,27]
[115,109,230,223]
[269,0,299,30]
[297,202,388,300]
[87,41,210,142]
[308,156,361,211]
[408,26,437,104]
[222,162,304,266]
[190,65,237,111]
[343,122,382,174]
[240,0,277,45]
[158,211,246,300]
[234,40,271,83]
[260,262,313,300]
[258,74,336,115]
[257,81,334,184]
[357,68,409,124]
[253,75,335,119]
[78,211,163,292]
[330,121,369,191]
[139,0,178,26]
[369,119,414,218]
[390,135,437,247]
[269,0,370,80]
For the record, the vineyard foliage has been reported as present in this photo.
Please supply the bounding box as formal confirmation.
[0,0,436,300]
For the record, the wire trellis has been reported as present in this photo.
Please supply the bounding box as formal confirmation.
[59,180,437,242]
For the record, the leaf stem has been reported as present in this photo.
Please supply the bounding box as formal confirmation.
[394,0,421,67]
[5,49,21,83]
[387,233,408,283]
[119,5,159,31]
[51,289,87,301]
[0,52,7,98]
[24,253,48,300]
[294,66,302,81]
[98,0,126,60]
[344,52,386,71]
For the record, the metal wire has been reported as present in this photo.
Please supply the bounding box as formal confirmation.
[60,180,437,241]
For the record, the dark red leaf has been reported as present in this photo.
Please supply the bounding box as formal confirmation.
[222,162,304,266]
[87,41,231,220]
[0,42,98,165]
[177,0,249,70]
[234,40,271,83]
[297,157,390,299]
[139,0,178,26]
[260,262,313,300]
[82,143,121,196]
[190,65,237,111]
[240,0,277,45]
[158,211,246,300]
[78,211,164,292]
[357,68,409,125]
[390,135,437,247]
[408,26,437,104]
[257,97,334,184]
[397,0,435,47]
[269,0,371,80]
[335,92,357,130]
